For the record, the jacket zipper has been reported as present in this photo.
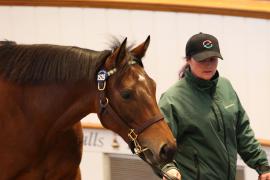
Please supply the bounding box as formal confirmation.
[213,101,231,180]
[212,106,221,132]
[194,150,200,180]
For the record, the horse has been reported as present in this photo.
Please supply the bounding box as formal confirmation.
[0,36,176,180]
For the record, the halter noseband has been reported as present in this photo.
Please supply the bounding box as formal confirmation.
[96,60,164,155]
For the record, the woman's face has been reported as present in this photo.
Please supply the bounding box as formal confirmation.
[187,57,218,80]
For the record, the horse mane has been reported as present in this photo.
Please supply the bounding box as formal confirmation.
[0,40,111,84]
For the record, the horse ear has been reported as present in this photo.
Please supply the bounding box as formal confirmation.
[131,35,150,59]
[105,38,127,69]
[116,38,127,65]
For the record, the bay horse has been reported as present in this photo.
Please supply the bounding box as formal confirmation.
[0,36,176,180]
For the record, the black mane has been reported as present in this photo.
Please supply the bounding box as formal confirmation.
[0,41,111,84]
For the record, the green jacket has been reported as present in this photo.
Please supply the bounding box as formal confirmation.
[159,69,269,180]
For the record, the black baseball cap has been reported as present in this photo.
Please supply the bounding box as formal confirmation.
[185,32,223,61]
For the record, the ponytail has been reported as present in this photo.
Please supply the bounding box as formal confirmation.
[179,57,190,79]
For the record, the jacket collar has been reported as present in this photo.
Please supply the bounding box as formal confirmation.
[185,68,219,95]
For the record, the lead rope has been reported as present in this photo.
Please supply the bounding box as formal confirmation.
[150,162,179,180]
[160,169,179,180]
[137,148,179,180]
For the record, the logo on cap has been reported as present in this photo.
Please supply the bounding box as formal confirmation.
[203,40,213,49]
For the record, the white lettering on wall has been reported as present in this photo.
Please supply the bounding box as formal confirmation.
[82,128,131,154]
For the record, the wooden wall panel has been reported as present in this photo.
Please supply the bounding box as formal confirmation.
[0,0,270,19]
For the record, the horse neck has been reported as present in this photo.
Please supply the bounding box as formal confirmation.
[35,80,100,128]
[42,80,100,144]
[62,81,100,115]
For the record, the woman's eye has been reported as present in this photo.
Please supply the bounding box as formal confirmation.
[121,90,132,100]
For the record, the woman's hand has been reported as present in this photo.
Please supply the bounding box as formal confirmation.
[259,172,270,180]
[162,168,181,180]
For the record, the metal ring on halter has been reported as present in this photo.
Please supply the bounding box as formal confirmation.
[100,98,109,108]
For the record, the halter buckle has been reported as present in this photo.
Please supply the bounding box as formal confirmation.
[98,82,106,91]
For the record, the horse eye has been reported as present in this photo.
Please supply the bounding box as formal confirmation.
[121,90,132,100]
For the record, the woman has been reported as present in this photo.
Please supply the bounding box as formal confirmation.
[159,33,270,180]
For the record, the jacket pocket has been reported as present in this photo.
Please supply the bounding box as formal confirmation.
[175,146,201,180]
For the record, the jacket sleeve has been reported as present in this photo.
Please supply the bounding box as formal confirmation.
[159,93,179,140]
[235,95,270,174]
[158,93,179,172]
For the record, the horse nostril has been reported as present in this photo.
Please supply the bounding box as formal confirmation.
[159,144,176,162]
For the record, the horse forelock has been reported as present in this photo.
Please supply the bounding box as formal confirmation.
[0,41,111,84]
[107,37,146,80]
[108,36,135,52]
[113,55,145,86]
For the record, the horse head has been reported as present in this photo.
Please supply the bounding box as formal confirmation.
[97,36,176,167]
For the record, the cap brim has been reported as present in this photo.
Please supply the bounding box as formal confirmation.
[192,51,223,61]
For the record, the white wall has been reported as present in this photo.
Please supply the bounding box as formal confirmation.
[1,5,268,138]
[0,5,269,179]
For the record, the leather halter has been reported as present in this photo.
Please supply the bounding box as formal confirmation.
[96,60,178,180]
[97,60,164,155]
